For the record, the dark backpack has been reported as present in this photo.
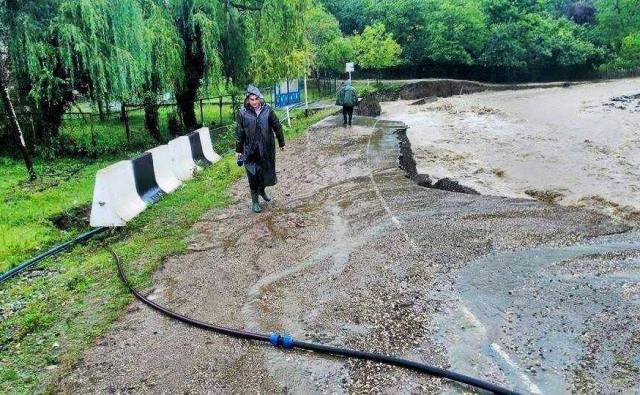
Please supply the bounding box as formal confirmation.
[343,88,357,106]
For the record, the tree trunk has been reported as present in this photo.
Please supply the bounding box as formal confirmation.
[0,70,36,180]
[122,102,131,146]
[176,89,199,131]
[35,55,78,144]
[37,97,66,143]
[144,98,161,142]
[175,24,206,132]
[97,98,106,121]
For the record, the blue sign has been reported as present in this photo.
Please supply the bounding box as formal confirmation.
[274,79,301,108]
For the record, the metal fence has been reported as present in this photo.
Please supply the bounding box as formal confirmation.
[594,67,640,80]
[1,78,340,155]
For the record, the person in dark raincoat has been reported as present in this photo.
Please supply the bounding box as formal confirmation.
[335,80,358,126]
[236,85,285,213]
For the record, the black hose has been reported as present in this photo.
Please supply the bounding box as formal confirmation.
[110,248,519,395]
[111,248,268,342]
[0,227,108,284]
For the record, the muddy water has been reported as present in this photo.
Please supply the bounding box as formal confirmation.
[435,232,640,394]
[380,78,640,221]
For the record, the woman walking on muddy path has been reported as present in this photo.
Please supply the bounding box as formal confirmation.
[236,85,285,213]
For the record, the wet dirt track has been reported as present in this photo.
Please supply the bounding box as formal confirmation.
[58,115,639,394]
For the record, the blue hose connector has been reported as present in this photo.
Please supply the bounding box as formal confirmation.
[270,332,280,347]
[269,332,294,349]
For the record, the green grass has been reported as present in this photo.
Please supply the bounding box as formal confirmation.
[0,108,334,394]
[350,80,405,97]
[60,102,238,157]
[0,156,118,274]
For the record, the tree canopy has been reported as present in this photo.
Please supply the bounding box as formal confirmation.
[0,0,317,142]
[320,0,639,77]
[352,22,402,73]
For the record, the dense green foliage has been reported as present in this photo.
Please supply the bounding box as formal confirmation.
[320,0,640,78]
[305,5,351,74]
[352,22,402,72]
[0,0,317,149]
[595,0,640,69]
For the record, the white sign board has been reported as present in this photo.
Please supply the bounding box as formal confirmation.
[346,62,355,73]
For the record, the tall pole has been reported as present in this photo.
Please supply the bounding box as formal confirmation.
[304,69,309,116]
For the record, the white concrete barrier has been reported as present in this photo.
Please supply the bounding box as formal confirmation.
[90,161,147,227]
[168,135,198,181]
[90,130,221,227]
[192,127,221,164]
[147,145,182,193]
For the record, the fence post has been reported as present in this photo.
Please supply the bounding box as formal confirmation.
[199,99,204,126]
[123,104,131,146]
[219,96,223,125]
[231,95,237,121]
[286,106,291,128]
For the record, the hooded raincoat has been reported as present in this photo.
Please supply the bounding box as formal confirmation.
[235,85,285,189]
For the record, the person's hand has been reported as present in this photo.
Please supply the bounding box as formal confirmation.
[280,146,285,152]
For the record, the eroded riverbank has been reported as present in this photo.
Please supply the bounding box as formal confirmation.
[381,78,640,223]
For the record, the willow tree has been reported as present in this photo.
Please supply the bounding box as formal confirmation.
[0,17,36,180]
[3,0,147,144]
[220,2,253,88]
[249,0,313,85]
[170,0,224,131]
[140,0,182,141]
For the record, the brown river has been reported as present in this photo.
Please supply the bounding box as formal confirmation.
[381,78,640,222]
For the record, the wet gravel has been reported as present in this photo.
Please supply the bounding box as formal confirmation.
[56,115,634,393]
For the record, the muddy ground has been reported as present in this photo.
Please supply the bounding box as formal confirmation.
[57,114,639,394]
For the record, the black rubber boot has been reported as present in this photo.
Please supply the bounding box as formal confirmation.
[251,191,262,213]
[259,187,272,202]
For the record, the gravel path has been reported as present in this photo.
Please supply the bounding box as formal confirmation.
[57,115,636,394]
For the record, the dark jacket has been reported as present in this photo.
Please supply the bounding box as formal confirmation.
[235,102,284,186]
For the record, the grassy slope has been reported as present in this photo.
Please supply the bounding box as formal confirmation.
[0,108,333,393]
[0,157,115,274]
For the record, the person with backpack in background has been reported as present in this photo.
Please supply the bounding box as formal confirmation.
[336,81,358,126]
